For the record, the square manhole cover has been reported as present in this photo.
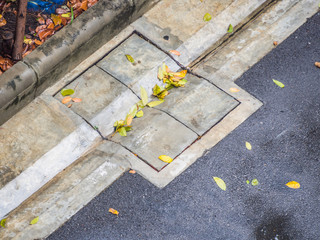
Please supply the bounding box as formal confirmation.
[55,33,239,172]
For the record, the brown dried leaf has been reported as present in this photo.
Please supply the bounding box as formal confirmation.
[0,14,7,27]
[72,97,82,102]
[81,0,88,11]
[129,170,136,174]
[273,41,278,46]
[39,29,54,40]
[315,62,320,68]
[229,87,240,93]
[169,50,181,56]
[62,96,72,104]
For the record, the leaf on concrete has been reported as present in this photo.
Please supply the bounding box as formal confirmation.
[173,70,187,79]
[273,79,285,88]
[169,50,181,56]
[228,24,233,33]
[67,104,72,108]
[140,86,148,106]
[158,155,173,163]
[126,114,133,126]
[0,218,6,228]
[314,62,320,68]
[273,41,278,46]
[129,170,136,174]
[109,208,119,215]
[229,87,240,93]
[72,97,82,102]
[118,127,127,136]
[286,181,300,189]
[129,104,138,117]
[245,141,252,150]
[147,100,164,107]
[158,67,164,80]
[62,96,72,104]
[61,88,74,96]
[125,54,135,63]
[213,177,226,191]
[30,216,39,225]
[251,179,259,186]
[136,110,143,118]
[203,13,212,22]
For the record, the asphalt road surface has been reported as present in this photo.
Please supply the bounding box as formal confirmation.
[49,12,320,240]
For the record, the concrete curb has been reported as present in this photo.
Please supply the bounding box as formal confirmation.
[0,0,159,125]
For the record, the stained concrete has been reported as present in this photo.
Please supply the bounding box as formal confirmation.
[155,73,239,135]
[112,107,198,170]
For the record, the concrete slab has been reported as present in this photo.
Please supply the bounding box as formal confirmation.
[0,95,83,189]
[155,73,239,135]
[0,141,133,239]
[96,34,168,88]
[54,66,129,120]
[112,107,198,170]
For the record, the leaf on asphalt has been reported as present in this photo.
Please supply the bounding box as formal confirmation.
[314,62,320,68]
[213,177,226,191]
[169,50,181,56]
[30,216,39,225]
[136,110,143,118]
[245,141,252,150]
[62,96,72,104]
[273,79,285,88]
[125,54,135,63]
[118,127,127,136]
[147,100,164,107]
[140,86,148,106]
[251,179,259,186]
[72,97,82,102]
[0,14,7,27]
[229,87,240,93]
[109,208,119,215]
[61,88,74,96]
[129,170,136,174]
[286,181,300,189]
[158,155,173,163]
[228,24,233,33]
[246,180,250,184]
[203,13,212,22]
[0,218,6,228]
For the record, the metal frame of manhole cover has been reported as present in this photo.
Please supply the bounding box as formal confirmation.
[54,32,261,188]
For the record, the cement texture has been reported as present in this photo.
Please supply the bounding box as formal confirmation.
[48,12,320,240]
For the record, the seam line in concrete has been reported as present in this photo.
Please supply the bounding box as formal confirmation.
[190,0,278,69]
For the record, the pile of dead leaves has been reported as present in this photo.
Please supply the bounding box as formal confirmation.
[0,0,98,75]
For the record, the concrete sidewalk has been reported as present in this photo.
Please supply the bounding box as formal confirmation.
[0,0,319,239]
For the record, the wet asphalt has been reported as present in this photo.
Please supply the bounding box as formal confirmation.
[48,12,320,240]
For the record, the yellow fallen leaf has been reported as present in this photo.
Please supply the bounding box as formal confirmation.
[62,96,72,104]
[30,216,39,225]
[129,170,136,174]
[245,141,252,150]
[23,38,33,45]
[213,177,226,191]
[203,13,212,21]
[229,87,240,93]
[169,50,181,56]
[273,79,285,88]
[72,97,82,102]
[125,54,134,63]
[126,115,133,126]
[0,14,7,27]
[109,208,119,215]
[158,155,173,163]
[286,181,300,189]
